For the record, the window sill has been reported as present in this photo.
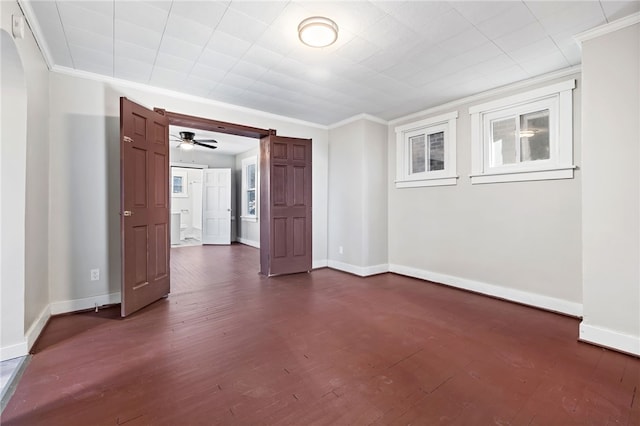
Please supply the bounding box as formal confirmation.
[395,176,458,188]
[470,165,576,184]
[241,216,258,222]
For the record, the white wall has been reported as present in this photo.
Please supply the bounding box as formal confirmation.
[328,117,388,276]
[48,71,329,308]
[388,73,583,316]
[328,120,364,268]
[363,120,389,268]
[235,147,260,247]
[580,22,640,355]
[1,28,27,360]
[171,146,237,169]
[1,1,50,361]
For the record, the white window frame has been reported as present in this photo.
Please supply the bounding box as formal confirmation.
[241,156,258,222]
[469,79,576,184]
[395,111,458,188]
[171,169,188,197]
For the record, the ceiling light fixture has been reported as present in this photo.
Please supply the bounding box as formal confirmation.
[298,16,338,48]
[179,141,194,150]
[519,129,536,138]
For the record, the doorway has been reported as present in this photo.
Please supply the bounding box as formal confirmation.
[120,101,313,316]
[170,166,204,247]
[168,125,260,248]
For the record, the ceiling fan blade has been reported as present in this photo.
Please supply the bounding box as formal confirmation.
[194,139,218,144]
[193,141,217,150]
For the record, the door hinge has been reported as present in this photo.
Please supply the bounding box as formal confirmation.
[123,136,134,143]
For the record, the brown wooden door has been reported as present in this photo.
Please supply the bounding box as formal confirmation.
[260,135,312,276]
[120,97,170,316]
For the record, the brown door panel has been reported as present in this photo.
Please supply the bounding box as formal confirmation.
[120,97,170,316]
[260,135,312,276]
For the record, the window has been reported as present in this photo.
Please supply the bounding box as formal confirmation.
[395,111,458,188]
[171,169,188,197]
[241,156,258,221]
[469,79,575,184]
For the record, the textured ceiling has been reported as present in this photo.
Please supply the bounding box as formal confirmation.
[24,0,640,125]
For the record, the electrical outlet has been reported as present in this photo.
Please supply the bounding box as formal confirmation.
[90,269,100,281]
[338,246,343,255]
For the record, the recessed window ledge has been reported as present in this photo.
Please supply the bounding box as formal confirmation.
[395,175,459,188]
[240,216,258,222]
[470,165,576,184]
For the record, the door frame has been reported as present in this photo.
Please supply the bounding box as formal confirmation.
[155,109,272,139]
[155,108,275,260]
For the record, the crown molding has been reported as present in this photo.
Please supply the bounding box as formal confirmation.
[328,113,388,129]
[17,0,54,70]
[50,65,329,130]
[19,0,327,130]
[388,65,581,126]
[574,12,640,47]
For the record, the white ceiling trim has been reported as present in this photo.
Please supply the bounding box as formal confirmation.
[574,11,640,46]
[388,65,581,126]
[17,0,54,69]
[50,64,329,130]
[328,113,388,130]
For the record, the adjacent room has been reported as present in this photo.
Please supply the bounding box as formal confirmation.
[1,0,638,424]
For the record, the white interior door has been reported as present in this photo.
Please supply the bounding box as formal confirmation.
[202,168,231,245]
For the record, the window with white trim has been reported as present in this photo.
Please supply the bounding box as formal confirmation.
[171,168,188,197]
[469,80,576,184]
[395,111,458,188]
[241,156,258,221]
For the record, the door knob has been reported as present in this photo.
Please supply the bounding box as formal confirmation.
[123,210,133,216]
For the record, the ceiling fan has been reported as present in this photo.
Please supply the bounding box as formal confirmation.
[171,131,218,151]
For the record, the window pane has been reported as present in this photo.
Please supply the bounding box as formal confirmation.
[428,131,444,171]
[247,163,256,189]
[520,109,550,162]
[247,190,256,216]
[491,117,517,166]
[410,134,426,174]
[173,176,183,193]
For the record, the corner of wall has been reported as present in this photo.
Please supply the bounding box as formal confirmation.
[579,322,640,356]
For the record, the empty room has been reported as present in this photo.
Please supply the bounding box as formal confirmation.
[1,0,639,424]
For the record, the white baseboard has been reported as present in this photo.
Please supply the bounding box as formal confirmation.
[328,260,389,277]
[0,341,28,362]
[312,259,328,269]
[237,237,259,248]
[26,305,51,350]
[3,293,119,361]
[579,323,640,356]
[50,292,121,315]
[388,264,583,317]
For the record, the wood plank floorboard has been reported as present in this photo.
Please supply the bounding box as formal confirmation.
[2,243,638,425]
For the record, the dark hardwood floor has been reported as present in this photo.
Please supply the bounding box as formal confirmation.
[2,243,638,425]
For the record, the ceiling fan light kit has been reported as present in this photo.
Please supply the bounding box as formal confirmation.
[172,131,218,150]
[298,16,338,48]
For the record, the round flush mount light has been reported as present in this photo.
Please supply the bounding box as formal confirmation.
[519,129,537,138]
[298,16,338,48]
